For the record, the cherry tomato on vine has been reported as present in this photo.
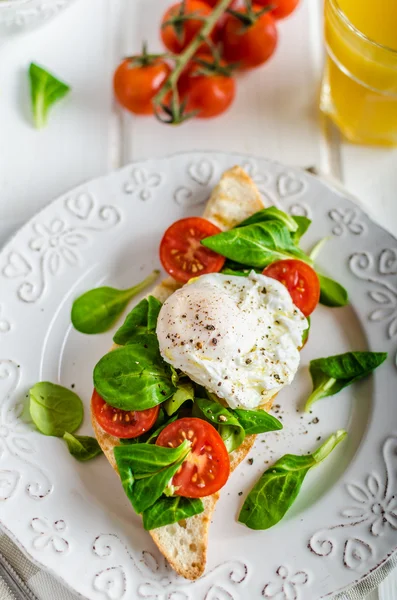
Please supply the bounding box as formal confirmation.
[179,54,236,118]
[159,217,226,283]
[262,259,320,316]
[254,0,300,19]
[113,57,171,115]
[91,389,159,439]
[161,0,214,54]
[201,0,237,5]
[221,5,278,69]
[156,417,230,497]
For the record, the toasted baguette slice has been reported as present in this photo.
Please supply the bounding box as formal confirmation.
[91,166,266,580]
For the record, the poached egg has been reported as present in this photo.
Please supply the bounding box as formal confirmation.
[156,272,307,409]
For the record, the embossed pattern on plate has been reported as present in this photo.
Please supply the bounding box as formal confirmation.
[0,152,396,600]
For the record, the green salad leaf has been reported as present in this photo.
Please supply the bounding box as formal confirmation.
[201,221,310,269]
[194,397,245,453]
[164,382,195,416]
[194,397,282,453]
[114,437,190,474]
[291,216,311,243]
[63,432,102,461]
[114,439,191,514]
[236,207,299,232]
[29,63,71,129]
[131,458,186,514]
[318,274,349,307]
[302,316,311,345]
[113,295,162,345]
[305,351,388,411]
[239,430,347,530]
[29,382,83,437]
[142,497,204,530]
[119,412,178,445]
[71,271,159,335]
[232,408,283,435]
[308,237,349,307]
[93,339,176,411]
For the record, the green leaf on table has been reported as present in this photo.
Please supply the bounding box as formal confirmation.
[164,382,195,416]
[238,430,347,530]
[202,221,309,269]
[71,271,159,335]
[114,439,191,514]
[113,295,162,345]
[318,274,349,307]
[236,207,299,232]
[305,351,388,411]
[93,339,176,411]
[29,63,70,129]
[142,497,204,530]
[63,432,102,461]
[29,382,83,437]
[291,216,312,243]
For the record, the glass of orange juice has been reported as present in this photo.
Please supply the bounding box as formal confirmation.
[321,0,397,146]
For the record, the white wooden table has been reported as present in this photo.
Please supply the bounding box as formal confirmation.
[0,0,396,598]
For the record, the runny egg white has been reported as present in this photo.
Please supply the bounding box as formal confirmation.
[156,272,307,410]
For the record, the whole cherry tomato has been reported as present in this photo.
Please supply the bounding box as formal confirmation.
[113,56,171,115]
[221,5,278,69]
[161,0,213,54]
[254,0,300,19]
[179,54,236,118]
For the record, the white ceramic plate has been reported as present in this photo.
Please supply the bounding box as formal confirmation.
[1,152,396,600]
[0,0,75,35]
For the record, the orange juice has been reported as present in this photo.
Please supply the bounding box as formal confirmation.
[321,0,397,146]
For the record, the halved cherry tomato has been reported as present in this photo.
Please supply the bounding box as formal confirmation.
[221,5,278,69]
[178,54,236,118]
[156,417,230,497]
[262,259,320,316]
[160,217,226,283]
[161,0,213,54]
[254,0,300,19]
[113,57,171,115]
[91,389,159,439]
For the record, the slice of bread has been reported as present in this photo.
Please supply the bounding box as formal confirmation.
[91,166,266,580]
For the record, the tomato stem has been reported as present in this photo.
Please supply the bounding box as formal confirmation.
[228,1,274,28]
[153,0,235,124]
[125,42,168,68]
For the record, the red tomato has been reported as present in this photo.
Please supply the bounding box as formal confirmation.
[179,54,236,118]
[160,217,226,283]
[156,417,230,497]
[221,5,278,69]
[161,0,213,54]
[113,58,171,115]
[255,0,299,19]
[201,0,237,5]
[91,389,159,439]
[262,259,320,316]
